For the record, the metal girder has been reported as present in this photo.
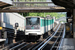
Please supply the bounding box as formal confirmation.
[0,4,11,8]
[12,2,57,8]
[0,9,68,12]
[10,6,65,10]
[0,0,68,12]
[13,2,53,4]
[11,1,65,11]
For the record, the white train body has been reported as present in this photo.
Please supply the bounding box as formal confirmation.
[25,16,54,36]
[0,13,25,38]
[1,13,25,31]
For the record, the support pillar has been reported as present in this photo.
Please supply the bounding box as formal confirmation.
[73,9,75,38]
[73,0,75,38]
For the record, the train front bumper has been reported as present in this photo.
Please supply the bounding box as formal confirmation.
[25,30,41,36]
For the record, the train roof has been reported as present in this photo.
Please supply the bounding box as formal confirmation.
[25,16,53,19]
[25,16,44,18]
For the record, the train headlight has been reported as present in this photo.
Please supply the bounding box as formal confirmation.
[0,27,2,30]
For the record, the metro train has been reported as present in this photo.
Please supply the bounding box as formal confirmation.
[0,13,55,41]
[25,16,55,38]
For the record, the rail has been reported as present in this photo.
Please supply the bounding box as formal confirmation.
[1,23,61,50]
[54,24,59,30]
[18,42,31,50]
[28,41,42,50]
[32,23,60,50]
[1,40,24,50]
[38,24,61,50]
[57,26,65,50]
[50,25,64,50]
[9,42,25,50]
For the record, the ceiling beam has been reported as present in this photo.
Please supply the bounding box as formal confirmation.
[13,2,53,4]
[0,9,68,12]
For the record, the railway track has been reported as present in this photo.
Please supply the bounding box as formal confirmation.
[32,24,63,50]
[1,23,64,50]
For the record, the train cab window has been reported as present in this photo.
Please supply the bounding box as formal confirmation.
[26,17,40,29]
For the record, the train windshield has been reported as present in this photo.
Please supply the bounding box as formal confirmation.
[26,17,40,29]
[26,17,40,25]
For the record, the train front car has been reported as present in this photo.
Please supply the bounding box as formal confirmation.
[25,16,54,40]
[25,17,41,37]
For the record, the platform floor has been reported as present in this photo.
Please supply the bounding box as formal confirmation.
[59,38,75,50]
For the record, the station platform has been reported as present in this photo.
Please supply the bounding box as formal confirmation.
[59,38,75,50]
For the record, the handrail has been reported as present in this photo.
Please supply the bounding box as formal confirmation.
[38,24,61,50]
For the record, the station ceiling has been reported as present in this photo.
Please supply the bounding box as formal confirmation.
[52,0,75,9]
[0,0,72,12]
[0,0,12,8]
